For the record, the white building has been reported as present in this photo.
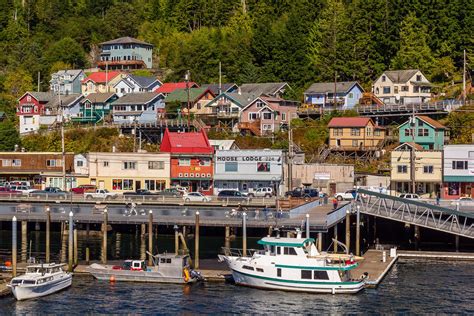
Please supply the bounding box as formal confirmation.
[442,144,474,199]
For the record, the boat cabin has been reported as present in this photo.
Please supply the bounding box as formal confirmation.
[257,237,320,257]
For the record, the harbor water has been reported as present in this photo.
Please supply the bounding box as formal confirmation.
[1,259,473,313]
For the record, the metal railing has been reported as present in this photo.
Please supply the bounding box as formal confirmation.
[221,247,260,257]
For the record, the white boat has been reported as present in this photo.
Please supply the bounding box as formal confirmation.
[218,232,366,294]
[8,263,72,300]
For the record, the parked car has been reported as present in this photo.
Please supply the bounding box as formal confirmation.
[85,189,118,200]
[123,189,159,196]
[285,188,318,199]
[248,187,273,198]
[335,189,357,201]
[183,192,212,202]
[399,193,420,200]
[450,197,474,206]
[0,187,22,196]
[217,190,251,202]
[6,181,32,188]
[157,188,181,198]
[9,185,36,196]
[71,185,97,194]
[31,187,70,199]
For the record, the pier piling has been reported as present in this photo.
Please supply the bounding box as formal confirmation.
[86,247,90,264]
[317,232,322,252]
[414,225,420,250]
[305,214,310,238]
[345,210,351,254]
[356,205,361,256]
[333,224,338,253]
[12,216,17,277]
[174,225,179,255]
[225,226,230,249]
[46,207,50,263]
[195,212,200,269]
[102,209,108,264]
[21,221,27,263]
[243,212,247,257]
[73,228,78,266]
[455,235,460,252]
[68,212,73,272]
[148,210,153,266]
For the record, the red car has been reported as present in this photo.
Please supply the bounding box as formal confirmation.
[0,187,22,196]
[70,185,97,194]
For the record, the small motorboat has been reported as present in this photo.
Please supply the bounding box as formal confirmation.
[88,253,201,284]
[8,263,72,300]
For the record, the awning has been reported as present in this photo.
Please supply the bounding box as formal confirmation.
[444,176,474,183]
[171,178,212,181]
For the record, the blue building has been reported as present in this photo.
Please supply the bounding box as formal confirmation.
[50,69,85,95]
[398,115,447,150]
[111,92,165,124]
[98,37,153,70]
[304,81,364,111]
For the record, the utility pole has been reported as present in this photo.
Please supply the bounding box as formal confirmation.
[463,49,466,107]
[287,120,293,191]
[58,91,66,191]
[105,62,109,93]
[334,71,337,108]
[410,106,416,194]
[37,72,40,92]
[218,62,222,95]
[185,70,191,130]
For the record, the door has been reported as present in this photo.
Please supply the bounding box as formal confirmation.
[329,183,336,196]
[135,180,141,190]
[99,181,105,189]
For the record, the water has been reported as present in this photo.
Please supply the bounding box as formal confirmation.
[1,259,473,314]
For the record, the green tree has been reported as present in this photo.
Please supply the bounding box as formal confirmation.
[46,37,87,68]
[3,69,33,98]
[0,120,20,151]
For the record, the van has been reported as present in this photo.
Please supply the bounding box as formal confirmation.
[217,190,251,202]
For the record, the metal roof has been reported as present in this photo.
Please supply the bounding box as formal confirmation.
[100,36,153,47]
[305,81,362,94]
[257,237,315,247]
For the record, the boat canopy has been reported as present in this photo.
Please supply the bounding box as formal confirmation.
[257,237,315,247]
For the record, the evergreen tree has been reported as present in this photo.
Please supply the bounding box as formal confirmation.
[0,120,20,151]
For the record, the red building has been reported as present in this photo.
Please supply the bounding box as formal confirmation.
[160,128,214,195]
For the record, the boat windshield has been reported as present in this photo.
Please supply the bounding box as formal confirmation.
[26,267,41,273]
[11,279,22,285]
[23,280,36,285]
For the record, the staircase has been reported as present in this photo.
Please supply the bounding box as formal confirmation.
[238,120,261,136]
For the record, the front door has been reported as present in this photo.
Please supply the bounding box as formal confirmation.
[99,180,105,189]
[135,180,141,190]
[329,183,336,196]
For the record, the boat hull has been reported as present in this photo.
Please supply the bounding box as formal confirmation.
[9,274,72,301]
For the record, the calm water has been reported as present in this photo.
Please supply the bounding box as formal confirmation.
[1,259,473,314]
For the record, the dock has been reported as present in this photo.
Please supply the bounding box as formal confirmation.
[352,250,398,288]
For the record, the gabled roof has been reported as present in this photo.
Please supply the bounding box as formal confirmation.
[112,92,163,105]
[129,75,161,88]
[46,94,83,109]
[155,82,199,94]
[18,92,54,103]
[200,83,238,95]
[305,81,363,95]
[394,142,424,151]
[239,82,289,97]
[416,115,446,129]
[209,139,237,150]
[382,69,421,84]
[82,71,121,84]
[164,87,215,103]
[226,93,260,108]
[82,93,117,104]
[50,69,84,81]
[100,37,153,47]
[328,117,372,128]
[160,128,213,154]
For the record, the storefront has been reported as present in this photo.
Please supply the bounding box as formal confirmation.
[214,150,283,195]
[442,145,474,199]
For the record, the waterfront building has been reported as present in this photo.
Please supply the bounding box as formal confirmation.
[372,69,432,105]
[0,152,75,189]
[303,81,364,111]
[160,129,214,195]
[442,144,474,199]
[50,69,85,95]
[113,74,162,97]
[327,117,385,151]
[86,152,170,192]
[111,92,165,124]
[390,143,442,197]
[81,71,125,95]
[213,149,283,195]
[72,92,118,124]
[98,37,153,70]
[398,115,447,150]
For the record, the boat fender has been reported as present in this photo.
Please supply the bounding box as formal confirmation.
[183,268,190,282]
[360,272,369,280]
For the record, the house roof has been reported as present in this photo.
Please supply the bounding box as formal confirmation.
[82,93,116,104]
[209,140,237,150]
[46,94,83,109]
[50,69,84,80]
[164,87,214,103]
[100,36,153,47]
[226,93,260,107]
[417,115,446,129]
[112,92,162,105]
[327,117,372,128]
[394,142,424,151]
[19,92,54,103]
[160,129,213,154]
[239,82,289,96]
[304,81,362,94]
[155,82,199,94]
[383,69,420,84]
[200,83,237,95]
[82,71,121,84]
[129,75,161,88]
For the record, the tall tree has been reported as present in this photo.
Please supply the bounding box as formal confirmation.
[46,37,88,68]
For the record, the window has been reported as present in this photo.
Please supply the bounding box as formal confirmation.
[374,129,381,136]
[283,247,297,255]
[404,129,413,137]
[112,179,122,190]
[418,128,429,137]
[350,128,360,136]
[123,179,134,190]
[348,93,353,98]
[414,86,420,93]
[225,162,238,172]
[276,247,281,255]
[76,160,83,167]
[144,180,166,191]
[178,158,190,166]
[366,127,372,136]
[352,140,358,147]
[263,112,272,120]
[277,268,282,277]
[281,113,286,121]
[148,161,165,169]
[242,265,254,271]
[262,124,272,131]
[199,158,211,166]
[314,271,329,280]
[333,128,343,136]
[46,159,61,167]
[103,161,109,167]
[423,165,434,174]
[256,268,264,272]
[123,161,136,170]
[418,121,424,127]
[452,161,468,170]
[381,75,386,82]
[249,113,259,120]
[397,165,408,174]
[416,75,422,81]
[257,162,270,172]
[256,100,265,108]
[401,86,409,92]
[394,86,399,94]
[383,87,391,94]
[1,159,11,167]
[301,270,312,279]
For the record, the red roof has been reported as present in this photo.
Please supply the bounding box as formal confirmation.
[160,128,213,154]
[327,117,373,128]
[82,71,121,84]
[155,82,199,94]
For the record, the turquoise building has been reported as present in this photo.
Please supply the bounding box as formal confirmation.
[398,115,447,150]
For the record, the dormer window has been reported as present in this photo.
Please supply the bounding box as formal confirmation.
[416,75,422,81]
[256,100,265,108]
[381,75,386,82]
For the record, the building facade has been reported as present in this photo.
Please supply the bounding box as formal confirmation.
[81,71,124,95]
[50,70,85,95]
[17,92,53,134]
[327,117,385,151]
[213,149,283,195]
[98,37,153,70]
[87,152,170,192]
[304,81,364,111]
[398,115,447,150]
[113,75,162,97]
[72,93,118,124]
[111,92,165,123]
[442,145,474,199]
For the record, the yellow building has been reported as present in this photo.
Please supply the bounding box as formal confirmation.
[390,143,442,197]
[81,71,126,96]
[327,117,385,151]
[85,152,171,193]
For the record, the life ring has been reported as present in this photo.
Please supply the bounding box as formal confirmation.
[183,268,190,282]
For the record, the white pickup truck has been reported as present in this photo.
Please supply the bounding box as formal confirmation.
[85,189,118,200]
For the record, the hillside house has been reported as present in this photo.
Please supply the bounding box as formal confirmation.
[17,92,53,134]
[398,115,447,150]
[98,37,153,70]
[113,74,162,97]
[72,93,118,124]
[304,81,364,111]
[154,82,199,96]
[327,117,385,151]
[81,71,124,95]
[200,83,238,95]
[372,69,432,105]
[239,82,289,98]
[50,69,85,95]
[112,92,165,124]
[164,87,215,116]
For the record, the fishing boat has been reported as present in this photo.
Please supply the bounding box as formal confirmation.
[88,253,201,284]
[218,231,367,294]
[7,263,72,300]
